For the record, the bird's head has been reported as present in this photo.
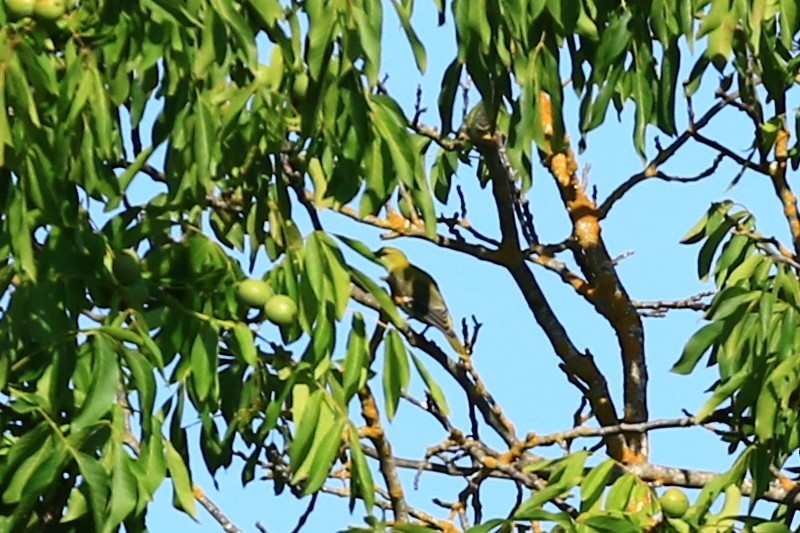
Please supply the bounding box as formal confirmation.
[376,247,410,271]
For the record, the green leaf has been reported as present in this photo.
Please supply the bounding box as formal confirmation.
[383,329,410,420]
[8,189,36,280]
[350,0,384,86]
[292,399,342,493]
[347,421,375,512]
[672,321,725,375]
[247,0,283,29]
[411,354,450,416]
[165,439,197,518]
[438,59,463,135]
[2,434,53,504]
[696,367,750,421]
[697,0,730,37]
[779,0,798,49]
[304,232,327,300]
[709,289,759,321]
[305,0,336,79]
[6,53,41,128]
[343,313,368,401]
[90,64,114,160]
[289,386,323,472]
[579,513,641,533]
[0,69,13,166]
[230,323,259,366]
[193,95,216,179]
[581,459,616,512]
[335,235,382,265]
[604,473,636,511]
[391,0,426,72]
[430,149,459,204]
[73,334,120,430]
[320,236,352,320]
[190,320,220,403]
[192,9,221,79]
[210,0,258,66]
[465,519,514,533]
[75,452,111,529]
[594,10,632,73]
[108,447,138,530]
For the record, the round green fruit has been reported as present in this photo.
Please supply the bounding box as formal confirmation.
[33,0,65,20]
[265,295,298,326]
[5,0,35,17]
[121,279,149,309]
[291,73,309,102]
[236,279,273,308]
[113,250,142,286]
[660,488,689,518]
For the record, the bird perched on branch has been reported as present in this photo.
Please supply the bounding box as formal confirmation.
[376,247,466,354]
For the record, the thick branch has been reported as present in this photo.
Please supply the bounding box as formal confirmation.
[504,258,625,458]
[358,386,409,522]
[769,122,800,255]
[538,93,648,461]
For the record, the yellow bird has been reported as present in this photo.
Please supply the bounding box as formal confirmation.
[376,247,466,354]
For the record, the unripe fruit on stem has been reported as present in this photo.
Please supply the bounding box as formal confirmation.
[121,280,149,309]
[236,279,273,308]
[291,73,309,103]
[33,0,65,20]
[5,0,35,17]
[265,295,298,326]
[113,250,142,286]
[660,488,689,518]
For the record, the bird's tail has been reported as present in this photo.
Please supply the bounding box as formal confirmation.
[445,331,468,356]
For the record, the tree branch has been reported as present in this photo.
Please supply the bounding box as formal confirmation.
[538,93,648,461]
[118,392,245,533]
[358,386,409,522]
[351,285,518,447]
[599,95,734,218]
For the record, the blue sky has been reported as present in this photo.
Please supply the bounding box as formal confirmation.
[143,3,792,532]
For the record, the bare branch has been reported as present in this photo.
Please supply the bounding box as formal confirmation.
[359,386,409,522]
[118,392,245,533]
[691,132,769,174]
[632,291,714,317]
[351,285,518,446]
[599,95,734,218]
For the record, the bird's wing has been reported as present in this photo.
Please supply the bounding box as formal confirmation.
[408,267,455,335]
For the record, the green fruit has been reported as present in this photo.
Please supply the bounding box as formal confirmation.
[121,279,149,309]
[291,73,309,103]
[113,250,142,286]
[264,295,298,326]
[660,488,689,518]
[33,0,65,20]
[5,0,35,17]
[236,279,273,308]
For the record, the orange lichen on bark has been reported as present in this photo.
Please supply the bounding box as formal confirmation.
[537,90,648,461]
[539,92,555,141]
[777,471,797,492]
[388,484,405,500]
[772,126,800,253]
[480,456,498,469]
[620,445,646,464]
